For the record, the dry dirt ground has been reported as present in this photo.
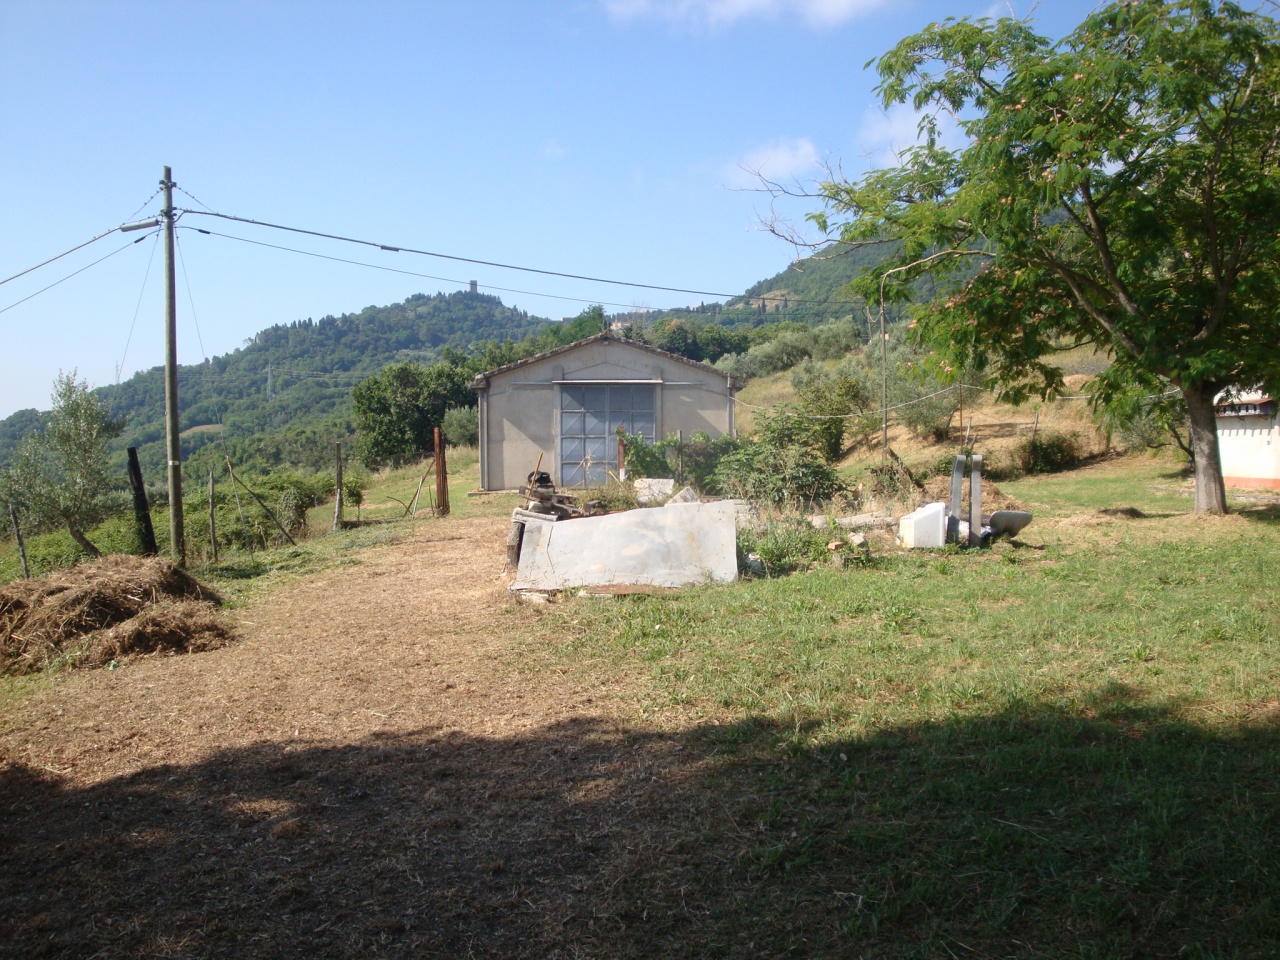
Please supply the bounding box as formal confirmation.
[0,517,716,959]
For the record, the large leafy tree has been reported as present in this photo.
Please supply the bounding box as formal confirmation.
[351,363,473,468]
[811,0,1280,513]
[0,372,125,557]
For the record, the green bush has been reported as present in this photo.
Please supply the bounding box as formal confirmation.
[441,405,480,446]
[712,431,846,507]
[1014,432,1083,475]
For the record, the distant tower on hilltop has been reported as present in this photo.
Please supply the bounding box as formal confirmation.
[469,280,478,294]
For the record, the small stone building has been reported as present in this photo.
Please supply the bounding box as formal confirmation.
[472,333,738,491]
[1215,390,1280,490]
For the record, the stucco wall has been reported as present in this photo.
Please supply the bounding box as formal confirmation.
[476,339,735,490]
[1217,414,1280,490]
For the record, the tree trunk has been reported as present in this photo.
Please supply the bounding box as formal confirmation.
[67,524,102,559]
[1182,384,1228,515]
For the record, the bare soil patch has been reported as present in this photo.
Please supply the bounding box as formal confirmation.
[0,517,710,958]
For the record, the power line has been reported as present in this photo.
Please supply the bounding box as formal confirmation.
[178,208,864,308]
[175,233,209,361]
[117,231,162,383]
[180,226,717,313]
[0,232,158,316]
[1,190,164,288]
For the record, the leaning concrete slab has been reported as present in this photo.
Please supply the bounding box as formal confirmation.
[635,478,676,504]
[511,501,739,591]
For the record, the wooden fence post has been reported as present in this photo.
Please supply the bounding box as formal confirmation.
[126,447,159,556]
[8,503,30,579]
[333,442,344,531]
[208,471,218,563]
[434,428,449,517]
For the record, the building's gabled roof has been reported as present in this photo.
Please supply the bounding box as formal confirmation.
[471,332,741,390]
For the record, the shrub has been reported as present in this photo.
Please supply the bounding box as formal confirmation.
[441,406,480,446]
[1013,432,1083,475]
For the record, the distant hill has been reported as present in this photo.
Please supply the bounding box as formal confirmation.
[0,244,925,480]
[0,290,549,477]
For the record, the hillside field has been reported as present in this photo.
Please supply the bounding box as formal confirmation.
[1,449,1278,958]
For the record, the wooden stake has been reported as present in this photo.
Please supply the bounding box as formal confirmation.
[333,442,344,531]
[208,471,218,563]
[434,428,450,517]
[225,458,297,546]
[407,465,429,519]
[126,446,159,556]
[8,503,29,579]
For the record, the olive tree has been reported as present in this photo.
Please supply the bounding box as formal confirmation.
[0,372,124,557]
[808,0,1280,513]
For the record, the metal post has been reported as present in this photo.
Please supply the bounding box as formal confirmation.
[126,446,159,556]
[161,166,185,565]
[208,471,218,563]
[333,442,344,531]
[8,504,29,579]
[880,306,888,468]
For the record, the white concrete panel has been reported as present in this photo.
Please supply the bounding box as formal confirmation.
[512,502,739,590]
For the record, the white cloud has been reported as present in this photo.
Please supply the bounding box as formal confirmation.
[604,0,887,28]
[727,136,821,187]
[542,138,567,160]
[853,102,964,170]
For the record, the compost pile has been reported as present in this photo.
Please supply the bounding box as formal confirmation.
[0,555,232,674]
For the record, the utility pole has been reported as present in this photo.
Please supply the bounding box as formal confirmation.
[161,166,185,565]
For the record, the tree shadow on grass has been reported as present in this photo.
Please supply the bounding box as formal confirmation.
[2,688,1278,959]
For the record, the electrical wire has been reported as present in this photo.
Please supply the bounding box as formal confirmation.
[175,233,209,360]
[1,227,126,288]
[175,185,214,212]
[178,208,865,308]
[124,188,164,223]
[116,231,161,383]
[179,226,720,313]
[0,232,158,315]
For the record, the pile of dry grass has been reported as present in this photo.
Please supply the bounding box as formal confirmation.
[0,555,232,673]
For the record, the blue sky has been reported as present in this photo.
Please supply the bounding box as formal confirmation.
[0,0,1101,418]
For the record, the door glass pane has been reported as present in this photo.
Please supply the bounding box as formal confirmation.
[561,387,584,411]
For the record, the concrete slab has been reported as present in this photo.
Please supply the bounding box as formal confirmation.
[512,501,739,591]
[634,478,676,504]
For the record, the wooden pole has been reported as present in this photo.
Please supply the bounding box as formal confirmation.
[434,427,449,517]
[8,504,29,579]
[208,471,218,563]
[126,447,159,556]
[408,467,428,519]
[161,165,185,566]
[333,442,344,531]
[225,458,297,546]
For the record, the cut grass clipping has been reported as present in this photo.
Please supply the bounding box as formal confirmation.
[0,555,231,673]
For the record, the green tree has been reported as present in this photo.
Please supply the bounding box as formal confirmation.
[0,372,125,557]
[351,363,472,468]
[808,1,1280,513]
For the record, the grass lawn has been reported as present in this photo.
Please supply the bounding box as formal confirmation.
[531,461,1280,958]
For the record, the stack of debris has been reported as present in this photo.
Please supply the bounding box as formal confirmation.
[897,454,1033,549]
